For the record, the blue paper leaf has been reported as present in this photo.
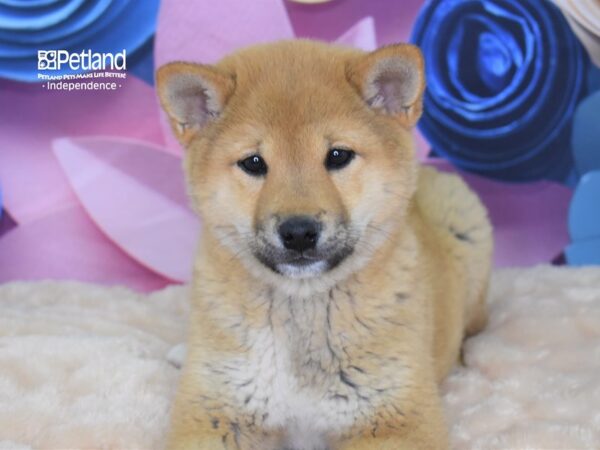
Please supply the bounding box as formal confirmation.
[572,91,600,176]
[568,171,600,243]
[565,238,600,266]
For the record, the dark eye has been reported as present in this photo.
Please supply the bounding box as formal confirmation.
[325,148,355,170]
[238,154,268,176]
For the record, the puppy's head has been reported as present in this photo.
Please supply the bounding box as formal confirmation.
[157,41,424,285]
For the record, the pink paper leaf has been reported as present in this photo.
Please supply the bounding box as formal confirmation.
[155,0,294,67]
[0,78,165,225]
[53,137,200,283]
[335,16,377,51]
[0,206,170,292]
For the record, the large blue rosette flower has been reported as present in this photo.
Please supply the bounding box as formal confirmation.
[0,0,159,82]
[411,0,587,182]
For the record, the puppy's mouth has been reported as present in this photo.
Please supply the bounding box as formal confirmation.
[253,247,353,279]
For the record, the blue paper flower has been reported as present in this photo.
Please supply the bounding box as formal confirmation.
[411,0,588,182]
[0,0,160,82]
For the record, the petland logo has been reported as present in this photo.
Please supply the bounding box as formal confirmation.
[38,49,127,71]
[37,49,127,91]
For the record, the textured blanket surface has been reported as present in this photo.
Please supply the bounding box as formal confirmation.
[0,266,599,449]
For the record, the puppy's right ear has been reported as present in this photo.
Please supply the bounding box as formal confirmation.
[346,44,425,128]
[156,62,235,146]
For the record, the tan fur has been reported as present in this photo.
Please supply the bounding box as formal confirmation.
[156,40,492,450]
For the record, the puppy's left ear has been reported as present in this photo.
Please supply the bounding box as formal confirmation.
[156,62,235,146]
[346,44,425,128]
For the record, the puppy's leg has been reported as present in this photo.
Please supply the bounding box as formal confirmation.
[167,408,281,450]
[167,373,282,450]
[167,431,227,450]
[338,433,447,450]
[337,401,448,450]
[166,403,232,450]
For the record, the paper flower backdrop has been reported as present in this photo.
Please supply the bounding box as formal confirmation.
[411,0,588,182]
[0,0,160,81]
[0,0,591,291]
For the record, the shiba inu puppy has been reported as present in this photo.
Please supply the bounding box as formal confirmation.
[156,40,492,450]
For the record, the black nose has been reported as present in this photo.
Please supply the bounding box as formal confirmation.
[278,216,321,252]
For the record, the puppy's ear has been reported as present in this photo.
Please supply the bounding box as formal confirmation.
[346,44,425,128]
[156,62,235,146]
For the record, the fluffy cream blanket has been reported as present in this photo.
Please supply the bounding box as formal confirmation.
[0,266,599,449]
